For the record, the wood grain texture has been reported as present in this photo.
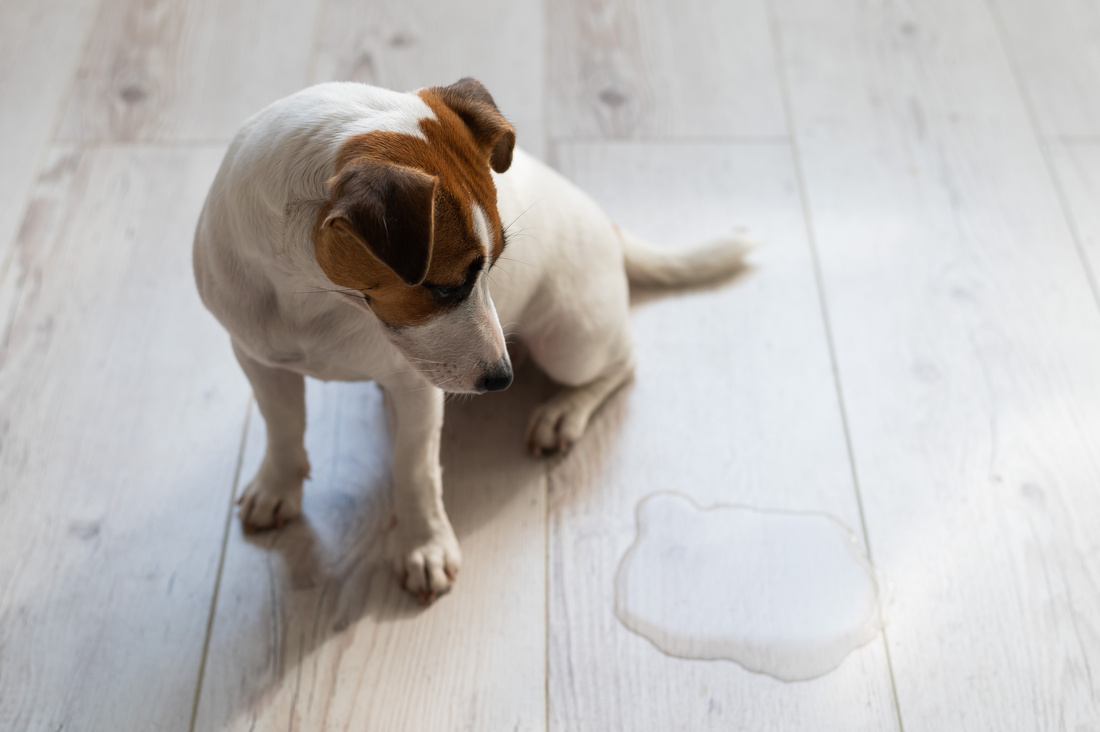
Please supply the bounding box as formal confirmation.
[1048,142,1100,291]
[58,0,320,142]
[548,0,786,139]
[988,0,1100,137]
[0,146,249,731]
[548,142,900,732]
[772,0,1100,728]
[313,0,546,159]
[194,364,552,731]
[0,0,98,263]
[1,1,1097,729]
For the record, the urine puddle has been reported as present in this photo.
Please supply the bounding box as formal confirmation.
[615,492,887,681]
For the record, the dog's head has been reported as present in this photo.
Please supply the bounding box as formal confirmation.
[314,78,516,394]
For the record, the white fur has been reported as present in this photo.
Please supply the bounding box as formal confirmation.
[193,82,750,601]
[620,229,755,287]
[471,203,492,257]
[388,275,508,393]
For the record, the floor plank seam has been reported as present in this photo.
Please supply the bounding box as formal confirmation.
[543,466,551,732]
[541,0,551,725]
[188,398,255,732]
[549,135,792,145]
[761,0,907,728]
[0,0,109,300]
[49,138,234,148]
[540,0,550,170]
[303,0,330,85]
[1045,135,1100,145]
[982,0,1100,322]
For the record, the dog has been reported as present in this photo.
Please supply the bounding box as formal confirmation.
[193,78,751,604]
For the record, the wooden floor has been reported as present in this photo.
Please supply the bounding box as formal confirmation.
[1,0,1098,729]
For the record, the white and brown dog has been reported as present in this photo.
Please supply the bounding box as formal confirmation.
[193,78,750,603]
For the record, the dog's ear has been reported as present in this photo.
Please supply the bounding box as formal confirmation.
[432,77,516,173]
[321,162,437,286]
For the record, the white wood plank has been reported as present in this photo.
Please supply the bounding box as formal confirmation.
[772,0,1100,728]
[312,0,546,159]
[58,0,321,142]
[1048,142,1100,289]
[195,364,551,731]
[548,0,787,139]
[549,142,900,732]
[989,0,1100,137]
[0,146,249,730]
[0,0,98,263]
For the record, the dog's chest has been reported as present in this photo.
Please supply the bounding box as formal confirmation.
[251,300,401,382]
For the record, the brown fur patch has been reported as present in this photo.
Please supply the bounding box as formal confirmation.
[312,82,515,328]
[321,161,437,285]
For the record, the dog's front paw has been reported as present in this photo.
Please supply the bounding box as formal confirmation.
[238,457,309,533]
[389,524,462,605]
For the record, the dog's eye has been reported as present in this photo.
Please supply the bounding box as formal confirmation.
[430,285,460,300]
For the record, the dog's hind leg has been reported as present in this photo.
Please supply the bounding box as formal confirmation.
[525,357,635,455]
[522,303,636,455]
[232,340,311,532]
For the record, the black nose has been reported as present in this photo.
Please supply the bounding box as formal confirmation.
[477,362,513,392]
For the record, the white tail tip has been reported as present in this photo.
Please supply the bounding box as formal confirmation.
[622,230,757,288]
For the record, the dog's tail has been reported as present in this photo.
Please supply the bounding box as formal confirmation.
[619,227,755,288]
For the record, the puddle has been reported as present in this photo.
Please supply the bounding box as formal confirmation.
[615,492,887,681]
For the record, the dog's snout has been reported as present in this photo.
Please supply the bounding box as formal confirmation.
[477,361,513,393]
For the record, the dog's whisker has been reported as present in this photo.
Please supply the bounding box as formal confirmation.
[402,382,441,394]
[499,232,538,244]
[494,255,533,266]
[287,287,366,295]
[502,200,543,234]
[374,369,429,382]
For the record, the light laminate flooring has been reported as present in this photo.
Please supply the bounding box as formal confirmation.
[1,0,1098,729]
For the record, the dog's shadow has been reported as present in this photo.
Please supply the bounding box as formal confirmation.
[197,354,564,725]
[200,271,748,725]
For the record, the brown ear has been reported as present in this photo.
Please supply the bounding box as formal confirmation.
[432,77,516,173]
[322,162,437,285]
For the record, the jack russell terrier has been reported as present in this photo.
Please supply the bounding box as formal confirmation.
[193,78,751,604]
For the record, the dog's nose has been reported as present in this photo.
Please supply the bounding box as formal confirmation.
[481,374,512,392]
[477,361,513,392]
